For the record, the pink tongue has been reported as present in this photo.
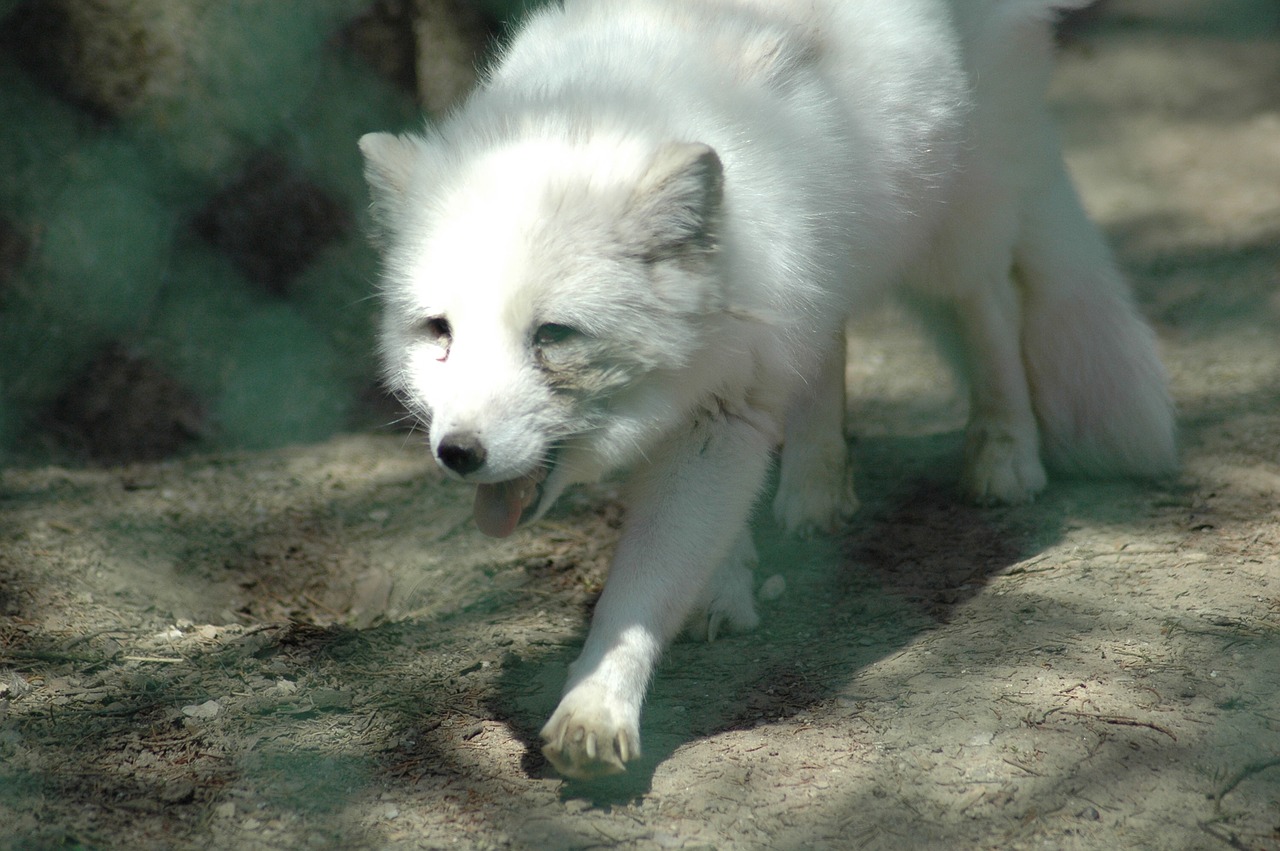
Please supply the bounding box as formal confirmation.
[473,481,524,538]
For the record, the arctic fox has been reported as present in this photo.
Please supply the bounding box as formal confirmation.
[359,0,1175,779]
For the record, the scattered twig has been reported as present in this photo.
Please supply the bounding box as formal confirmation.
[1003,559,1057,577]
[121,655,184,664]
[1198,819,1259,851]
[1058,710,1178,741]
[302,592,345,618]
[240,623,286,636]
[1214,757,1280,804]
[1,650,100,665]
[61,629,129,650]
[1002,757,1043,776]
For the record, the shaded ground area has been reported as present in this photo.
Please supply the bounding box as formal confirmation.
[2,3,1279,849]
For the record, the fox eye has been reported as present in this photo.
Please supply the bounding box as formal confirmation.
[533,322,580,347]
[418,316,451,360]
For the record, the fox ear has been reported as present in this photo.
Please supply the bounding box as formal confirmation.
[626,142,723,261]
[358,132,428,230]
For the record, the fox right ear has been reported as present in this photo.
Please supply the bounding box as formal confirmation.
[359,132,426,228]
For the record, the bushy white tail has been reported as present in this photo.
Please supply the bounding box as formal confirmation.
[1015,162,1177,478]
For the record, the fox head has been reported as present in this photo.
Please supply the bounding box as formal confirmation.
[360,131,728,536]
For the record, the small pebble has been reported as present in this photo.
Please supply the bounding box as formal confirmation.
[181,699,222,719]
[759,574,786,601]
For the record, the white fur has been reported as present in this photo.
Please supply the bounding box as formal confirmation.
[360,0,1175,779]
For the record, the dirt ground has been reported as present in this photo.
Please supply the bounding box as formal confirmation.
[2,4,1279,849]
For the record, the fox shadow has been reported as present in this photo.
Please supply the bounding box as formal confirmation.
[485,428,1151,802]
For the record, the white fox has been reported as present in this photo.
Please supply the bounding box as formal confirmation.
[360,0,1175,779]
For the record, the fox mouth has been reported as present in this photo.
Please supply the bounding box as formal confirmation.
[471,451,563,539]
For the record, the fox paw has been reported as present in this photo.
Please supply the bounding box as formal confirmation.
[772,458,859,535]
[685,535,760,642]
[687,564,759,642]
[541,683,640,780]
[961,422,1046,504]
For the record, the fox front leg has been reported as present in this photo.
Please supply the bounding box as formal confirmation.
[540,409,774,779]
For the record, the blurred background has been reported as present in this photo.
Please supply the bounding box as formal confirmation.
[0,0,543,466]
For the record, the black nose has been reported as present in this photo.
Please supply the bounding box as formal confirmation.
[437,432,487,476]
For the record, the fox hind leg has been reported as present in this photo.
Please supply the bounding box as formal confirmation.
[952,277,1048,504]
[907,194,1047,505]
[773,330,859,534]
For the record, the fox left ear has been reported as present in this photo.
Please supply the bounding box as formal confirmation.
[626,142,724,261]
[359,132,428,231]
